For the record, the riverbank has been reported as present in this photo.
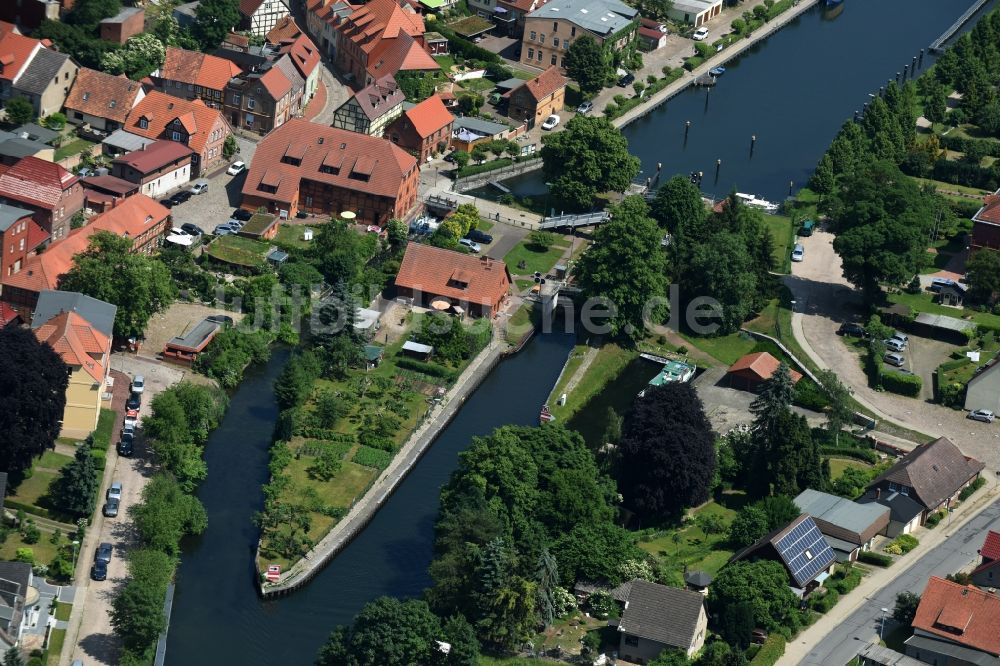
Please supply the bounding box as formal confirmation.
[258,334,507,597]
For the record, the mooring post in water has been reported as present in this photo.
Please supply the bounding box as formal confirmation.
[657,162,662,173]
[715,159,721,183]
[903,64,909,79]
[789,180,794,197]
[919,49,925,68]
[684,120,691,147]
[853,109,859,122]
[912,55,918,73]
[750,134,756,156]
[895,71,900,84]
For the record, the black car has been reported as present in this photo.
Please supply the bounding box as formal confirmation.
[117,439,134,457]
[90,560,107,581]
[181,222,204,236]
[837,322,867,337]
[170,190,193,204]
[207,314,234,325]
[159,198,175,209]
[466,229,494,244]
[618,72,635,87]
[95,542,113,563]
[231,208,253,221]
[103,498,119,518]
[125,392,141,410]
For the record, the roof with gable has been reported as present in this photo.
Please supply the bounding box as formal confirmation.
[272,54,305,94]
[268,15,302,43]
[857,490,925,525]
[33,310,111,381]
[160,47,242,91]
[526,0,638,36]
[401,95,454,138]
[242,117,417,204]
[619,580,705,649]
[14,47,72,95]
[394,243,512,309]
[1,194,169,295]
[0,301,19,327]
[32,290,116,340]
[730,514,837,588]
[499,0,551,13]
[112,140,195,174]
[0,32,40,82]
[868,437,985,511]
[259,65,293,99]
[912,577,1000,656]
[280,32,321,79]
[0,157,78,211]
[0,202,34,233]
[980,531,1000,562]
[367,30,437,77]
[81,174,140,196]
[727,351,803,384]
[793,488,890,547]
[337,0,425,55]
[346,74,405,121]
[125,91,228,157]
[65,68,144,124]
[974,191,1000,228]
[512,66,567,102]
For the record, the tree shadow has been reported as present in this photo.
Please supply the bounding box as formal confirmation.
[79,631,121,664]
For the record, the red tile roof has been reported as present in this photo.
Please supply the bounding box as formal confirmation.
[0,301,19,327]
[0,32,39,82]
[160,47,242,91]
[974,192,1000,227]
[638,26,665,40]
[25,218,49,252]
[259,66,293,99]
[64,68,144,125]
[395,243,511,311]
[125,91,228,157]
[517,66,567,102]
[2,195,169,295]
[0,157,78,211]
[728,351,803,383]
[980,530,1000,562]
[112,140,195,174]
[338,0,424,55]
[368,30,437,78]
[281,33,321,80]
[242,117,417,204]
[267,15,303,44]
[402,94,453,138]
[913,577,1000,656]
[34,310,110,382]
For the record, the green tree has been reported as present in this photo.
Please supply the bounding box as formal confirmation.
[100,33,165,80]
[750,362,795,431]
[50,442,99,518]
[809,153,836,196]
[142,383,227,489]
[708,560,798,631]
[541,115,640,210]
[131,474,208,555]
[4,97,35,126]
[727,505,769,549]
[650,650,692,666]
[893,591,920,625]
[534,548,560,627]
[223,134,238,160]
[59,231,175,338]
[757,495,801,530]
[563,36,611,96]
[42,112,67,130]
[193,0,240,51]
[308,444,343,481]
[816,369,853,444]
[452,150,470,168]
[923,82,948,125]
[967,248,1000,305]
[110,549,173,655]
[274,351,322,409]
[716,602,754,650]
[618,383,717,522]
[574,196,667,338]
[650,175,705,233]
[3,647,24,666]
[66,0,121,27]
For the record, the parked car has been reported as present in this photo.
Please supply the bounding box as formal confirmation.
[170,190,192,205]
[884,338,906,352]
[189,180,209,195]
[90,560,107,581]
[618,72,635,87]
[837,322,866,337]
[227,219,245,230]
[226,161,246,175]
[107,482,123,501]
[124,409,139,429]
[213,224,236,236]
[890,332,909,346]
[77,167,95,178]
[125,392,141,410]
[577,101,594,114]
[232,208,253,221]
[692,26,710,40]
[884,352,905,367]
[159,198,175,209]
[181,222,204,236]
[103,497,119,518]
[95,542,113,563]
[466,229,494,244]
[117,439,134,457]
[459,238,481,253]
[791,244,805,262]
[969,409,995,423]
[121,424,135,441]
[131,374,145,394]
[541,114,560,131]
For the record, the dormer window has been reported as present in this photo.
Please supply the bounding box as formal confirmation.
[83,92,90,101]
[109,100,116,109]
[139,117,149,129]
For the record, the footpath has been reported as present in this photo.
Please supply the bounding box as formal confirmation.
[259,334,507,596]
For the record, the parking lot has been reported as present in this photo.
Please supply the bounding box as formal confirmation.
[693,367,826,434]
[165,136,258,235]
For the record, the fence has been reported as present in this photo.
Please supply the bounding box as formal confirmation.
[454,158,544,192]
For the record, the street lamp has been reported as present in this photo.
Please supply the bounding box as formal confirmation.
[71,540,80,565]
[880,607,890,640]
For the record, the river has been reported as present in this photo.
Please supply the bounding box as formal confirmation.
[483,0,991,204]
[165,333,575,665]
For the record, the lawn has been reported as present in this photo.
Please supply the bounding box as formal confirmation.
[54,138,95,162]
[0,533,59,566]
[637,496,745,576]
[828,457,872,480]
[36,451,72,471]
[477,219,494,232]
[447,15,494,36]
[46,627,66,666]
[54,602,72,621]
[763,213,795,273]
[533,612,604,656]
[275,224,313,250]
[550,343,636,420]
[434,54,456,71]
[503,239,569,276]
[546,344,588,405]
[505,302,539,344]
[9,469,60,508]
[205,235,269,267]
[888,291,1000,328]
[679,330,757,366]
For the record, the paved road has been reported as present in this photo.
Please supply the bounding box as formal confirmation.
[795,494,1000,666]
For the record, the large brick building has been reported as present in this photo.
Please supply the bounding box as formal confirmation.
[240,117,419,224]
[971,190,1000,253]
[505,66,566,128]
[519,0,637,71]
[386,94,454,163]
[0,156,83,242]
[124,92,232,176]
[333,0,438,87]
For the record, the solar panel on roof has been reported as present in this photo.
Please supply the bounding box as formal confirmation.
[774,518,836,588]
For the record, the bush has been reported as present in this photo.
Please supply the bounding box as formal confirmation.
[455,157,513,178]
[825,564,862,594]
[794,379,830,410]
[881,370,922,397]
[352,445,393,470]
[395,357,456,380]
[684,56,705,71]
[808,588,839,613]
[819,446,880,464]
[858,550,893,567]
[749,634,786,666]
[892,534,919,554]
[925,510,946,528]
[959,476,986,501]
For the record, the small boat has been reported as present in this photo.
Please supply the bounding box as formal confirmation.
[539,405,556,424]
[709,66,726,77]
[735,192,780,214]
[638,360,697,397]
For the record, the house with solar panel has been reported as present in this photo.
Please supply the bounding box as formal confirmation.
[729,514,837,597]
[793,489,890,563]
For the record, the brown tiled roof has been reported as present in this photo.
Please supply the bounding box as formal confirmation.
[34,310,110,382]
[402,95,453,138]
[0,157,77,211]
[125,91,228,157]
[337,0,424,55]
[517,66,566,102]
[267,15,302,44]
[224,32,250,49]
[982,530,1000,562]
[0,32,39,82]
[64,68,143,125]
[112,140,194,174]
[81,174,140,196]
[869,437,985,511]
[160,47,242,91]
[242,117,417,204]
[974,192,1000,227]
[281,33,321,79]
[259,66,293,99]
[913,577,1000,655]
[727,351,802,383]
[368,30,437,78]
[618,581,704,650]
[395,243,511,309]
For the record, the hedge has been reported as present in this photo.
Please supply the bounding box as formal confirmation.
[925,510,946,528]
[4,500,50,520]
[766,0,794,19]
[809,588,840,613]
[395,356,457,380]
[432,24,501,63]
[882,370,922,397]
[819,446,880,464]
[683,56,706,71]
[352,445,393,470]
[749,635,786,666]
[456,157,513,178]
[959,476,987,501]
[858,551,893,567]
[939,134,1000,158]
[292,427,356,443]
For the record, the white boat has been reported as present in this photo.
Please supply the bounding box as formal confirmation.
[735,192,780,214]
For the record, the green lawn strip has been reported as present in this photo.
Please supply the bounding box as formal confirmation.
[54,602,72,622]
[45,627,67,666]
[763,213,795,273]
[476,219,494,232]
[509,68,538,80]
[205,235,269,267]
[678,331,757,366]
[550,344,637,420]
[546,344,589,405]
[274,224,312,250]
[913,177,990,196]
[637,498,742,576]
[503,240,570,276]
[828,457,872,480]
[54,138,95,162]
[36,451,72,471]
[433,54,456,71]
[505,302,539,345]
[888,291,1000,328]
[9,470,59,508]
[0,532,59,565]
[514,278,535,292]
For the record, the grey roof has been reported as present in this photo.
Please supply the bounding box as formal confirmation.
[670,0,720,14]
[610,578,634,602]
[823,535,859,556]
[347,76,405,122]
[0,135,50,159]
[102,130,156,152]
[403,340,434,354]
[31,291,118,339]
[452,115,510,136]
[273,55,305,95]
[167,318,221,351]
[683,571,712,588]
[13,123,59,144]
[173,0,200,25]
[527,0,638,37]
[0,203,35,233]
[100,6,143,23]
[903,635,1000,666]
[618,580,704,649]
[857,491,924,525]
[266,249,289,263]
[869,437,985,511]
[914,312,976,332]
[794,489,891,545]
[495,77,524,91]
[15,48,72,96]
[856,642,926,666]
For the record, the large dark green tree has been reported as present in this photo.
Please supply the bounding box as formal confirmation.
[618,383,716,522]
[574,196,668,339]
[4,97,35,126]
[192,0,240,51]
[541,115,640,210]
[967,248,1000,306]
[51,441,99,518]
[650,175,705,233]
[0,327,68,474]
[708,560,798,631]
[111,549,173,661]
[131,474,208,555]
[563,36,611,97]
[142,383,227,491]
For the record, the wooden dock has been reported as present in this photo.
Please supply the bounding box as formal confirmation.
[930,0,990,52]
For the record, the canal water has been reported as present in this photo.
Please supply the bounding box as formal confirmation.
[484,0,990,204]
[165,332,575,665]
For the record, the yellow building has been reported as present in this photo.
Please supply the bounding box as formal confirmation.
[31,291,117,439]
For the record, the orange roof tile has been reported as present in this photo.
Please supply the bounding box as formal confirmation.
[395,244,511,311]
[64,68,143,125]
[124,91,228,157]
[727,351,803,383]
[34,310,110,382]
[259,66,292,99]
[913,577,1000,656]
[338,0,424,56]
[0,157,78,211]
[281,33,321,79]
[0,32,39,82]
[368,30,437,78]
[518,66,567,102]
[982,530,1000,562]
[267,15,303,44]
[975,192,1000,226]
[402,94,453,138]
[160,47,241,91]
